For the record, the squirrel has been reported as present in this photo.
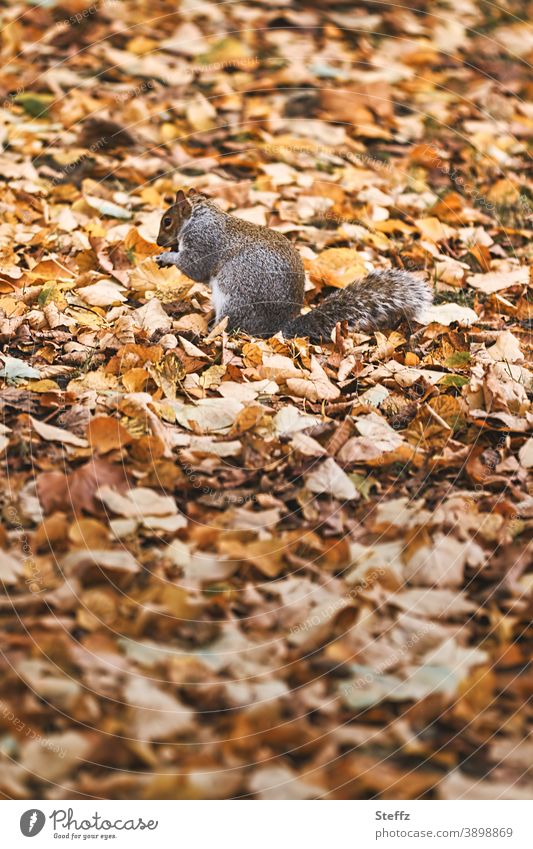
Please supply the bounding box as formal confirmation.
[156,188,432,340]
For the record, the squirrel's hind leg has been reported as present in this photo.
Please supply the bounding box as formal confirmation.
[221,305,276,337]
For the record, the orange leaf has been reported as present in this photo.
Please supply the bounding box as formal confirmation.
[87,416,133,454]
[309,248,368,289]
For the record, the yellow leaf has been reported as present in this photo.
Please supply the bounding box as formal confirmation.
[23,379,61,393]
[139,189,163,208]
[69,518,110,549]
[375,219,416,235]
[65,306,106,328]
[0,296,21,315]
[229,404,265,435]
[414,217,456,243]
[186,93,217,132]
[199,364,226,390]
[309,248,368,289]
[197,37,254,67]
[122,368,149,393]
[242,342,263,367]
[487,179,520,206]
[373,330,406,360]
[127,36,158,55]
[124,228,160,262]
[130,259,193,296]
[29,258,75,281]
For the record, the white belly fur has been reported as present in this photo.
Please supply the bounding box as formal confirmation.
[210,278,227,319]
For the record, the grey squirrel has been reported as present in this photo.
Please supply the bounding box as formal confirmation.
[156,189,432,340]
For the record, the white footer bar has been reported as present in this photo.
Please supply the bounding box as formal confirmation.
[3,799,532,848]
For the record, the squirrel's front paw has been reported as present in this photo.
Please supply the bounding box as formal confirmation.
[156,251,179,267]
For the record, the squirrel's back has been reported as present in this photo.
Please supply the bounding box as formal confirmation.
[190,197,303,269]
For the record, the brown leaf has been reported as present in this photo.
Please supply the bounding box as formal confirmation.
[36,458,129,515]
[87,416,133,454]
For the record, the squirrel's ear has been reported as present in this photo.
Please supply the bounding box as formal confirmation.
[175,189,186,204]
[188,187,207,202]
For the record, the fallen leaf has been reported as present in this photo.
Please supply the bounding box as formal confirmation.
[306,458,358,500]
[0,357,41,383]
[309,248,368,289]
[87,416,133,454]
[125,678,195,740]
[85,195,132,219]
[468,267,528,293]
[30,416,88,448]
[487,331,524,363]
[132,299,172,335]
[98,486,179,519]
[420,302,479,327]
[0,550,23,584]
[78,280,127,307]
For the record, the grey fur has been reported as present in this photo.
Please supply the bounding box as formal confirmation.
[157,251,180,266]
[157,196,432,341]
[283,269,432,340]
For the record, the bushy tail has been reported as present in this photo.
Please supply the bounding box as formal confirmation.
[281,270,432,341]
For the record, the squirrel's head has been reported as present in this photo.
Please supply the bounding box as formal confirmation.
[157,188,204,247]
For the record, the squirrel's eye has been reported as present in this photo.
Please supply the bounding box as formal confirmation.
[163,217,172,227]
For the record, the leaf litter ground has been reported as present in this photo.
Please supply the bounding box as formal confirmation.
[0,0,531,801]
